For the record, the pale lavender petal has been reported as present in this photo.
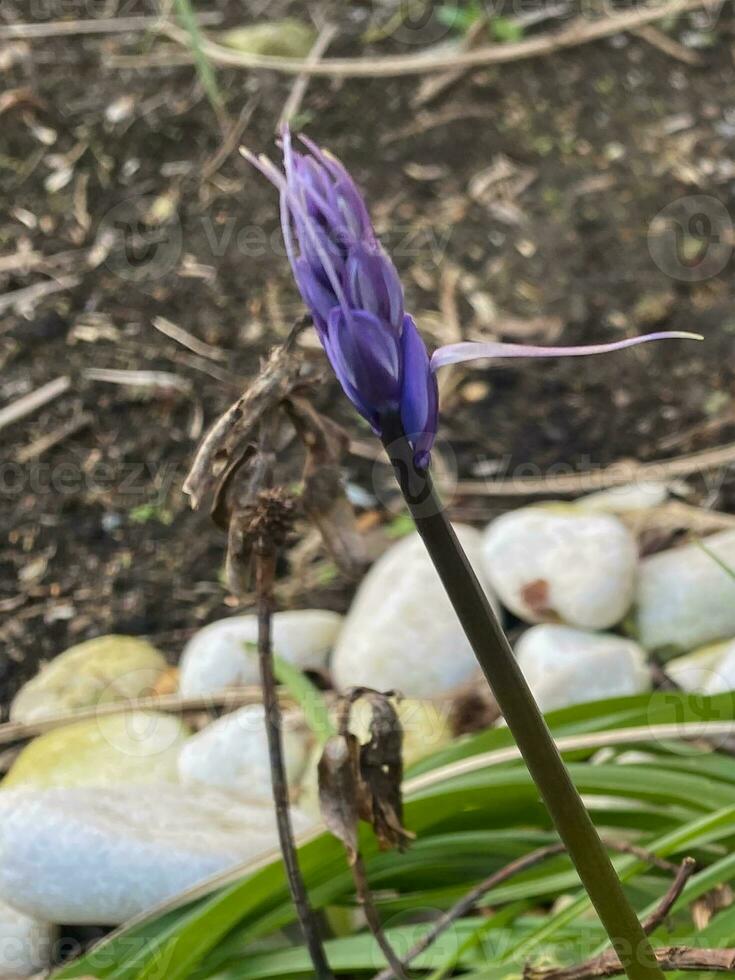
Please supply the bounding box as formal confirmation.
[430,331,703,372]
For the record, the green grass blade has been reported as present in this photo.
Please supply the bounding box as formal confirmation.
[272,655,335,746]
[173,0,223,116]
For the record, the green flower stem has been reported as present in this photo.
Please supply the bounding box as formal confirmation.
[380,426,665,980]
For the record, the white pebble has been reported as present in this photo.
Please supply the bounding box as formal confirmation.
[332,526,501,698]
[516,624,650,712]
[179,610,342,696]
[636,531,735,653]
[0,901,56,978]
[178,705,311,800]
[0,785,315,925]
[482,506,638,629]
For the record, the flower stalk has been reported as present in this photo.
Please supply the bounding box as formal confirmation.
[380,415,665,980]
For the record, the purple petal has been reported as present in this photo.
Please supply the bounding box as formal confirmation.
[399,314,438,468]
[293,257,335,333]
[327,307,402,418]
[345,243,404,331]
[298,134,374,239]
[430,331,703,372]
[242,145,351,318]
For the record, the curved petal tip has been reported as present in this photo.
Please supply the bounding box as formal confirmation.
[430,330,704,372]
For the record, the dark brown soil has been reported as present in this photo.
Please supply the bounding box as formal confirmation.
[2,0,735,711]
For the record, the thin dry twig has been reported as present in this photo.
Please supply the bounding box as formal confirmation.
[0,276,79,315]
[641,858,697,934]
[152,316,228,362]
[0,686,293,748]
[254,513,334,980]
[412,15,490,108]
[451,442,735,497]
[0,376,71,433]
[141,0,708,78]
[353,853,408,980]
[14,411,93,463]
[0,12,221,40]
[201,95,259,182]
[404,722,735,796]
[279,23,339,129]
[632,24,704,65]
[83,367,193,394]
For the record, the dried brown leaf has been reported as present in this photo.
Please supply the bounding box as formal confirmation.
[317,732,363,863]
[286,395,367,579]
[358,692,414,853]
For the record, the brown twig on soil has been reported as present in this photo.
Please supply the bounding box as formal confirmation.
[0,277,79,316]
[279,23,338,129]
[14,411,93,463]
[350,439,735,498]
[374,842,684,980]
[450,441,735,498]
[632,24,704,65]
[82,367,193,394]
[0,376,71,433]
[151,316,228,362]
[201,95,259,183]
[0,13,221,40]
[412,15,491,108]
[142,0,707,78]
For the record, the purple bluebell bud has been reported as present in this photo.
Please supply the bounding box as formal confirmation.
[243,128,438,467]
[244,129,701,470]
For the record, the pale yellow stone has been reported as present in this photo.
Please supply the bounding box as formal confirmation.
[10,635,169,723]
[3,713,189,789]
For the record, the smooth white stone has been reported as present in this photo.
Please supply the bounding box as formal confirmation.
[3,713,190,789]
[178,705,311,800]
[515,625,650,712]
[482,506,638,629]
[0,785,315,925]
[636,530,735,654]
[665,641,734,692]
[0,902,56,978]
[332,526,501,698]
[179,610,342,696]
[10,636,168,724]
